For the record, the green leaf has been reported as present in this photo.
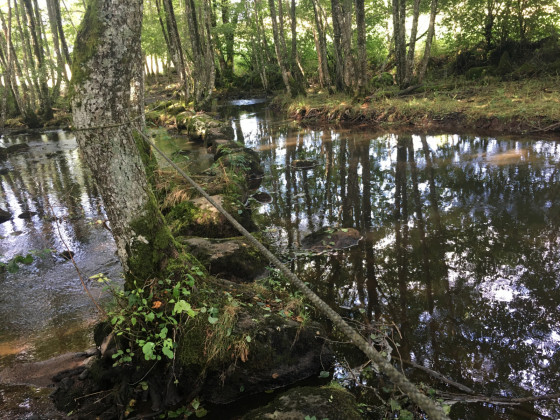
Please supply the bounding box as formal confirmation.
[162,346,174,359]
[245,335,252,343]
[145,312,155,322]
[174,300,197,317]
[318,370,330,378]
[443,404,451,415]
[208,315,219,324]
[142,342,156,360]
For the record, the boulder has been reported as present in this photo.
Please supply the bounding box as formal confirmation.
[181,237,267,282]
[199,314,333,405]
[166,195,256,238]
[179,112,234,143]
[241,385,364,420]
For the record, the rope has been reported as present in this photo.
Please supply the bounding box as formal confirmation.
[134,128,449,420]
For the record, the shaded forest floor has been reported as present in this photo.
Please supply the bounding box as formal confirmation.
[277,76,560,136]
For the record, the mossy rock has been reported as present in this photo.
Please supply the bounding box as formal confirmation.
[214,141,264,189]
[464,66,495,80]
[180,112,234,142]
[180,237,267,282]
[497,51,513,76]
[198,313,334,404]
[166,195,256,238]
[241,385,364,420]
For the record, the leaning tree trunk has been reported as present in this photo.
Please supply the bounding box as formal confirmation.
[71,0,176,288]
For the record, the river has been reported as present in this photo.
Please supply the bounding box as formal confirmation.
[1,102,559,418]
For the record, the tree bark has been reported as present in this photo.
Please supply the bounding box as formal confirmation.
[162,0,191,102]
[268,0,292,95]
[417,0,438,83]
[404,0,421,86]
[71,0,176,287]
[311,0,330,90]
[355,0,366,95]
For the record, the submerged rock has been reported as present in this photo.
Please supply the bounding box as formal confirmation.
[251,191,273,204]
[291,159,318,170]
[301,227,362,252]
[0,208,12,223]
[241,385,364,420]
[181,237,267,282]
[0,143,30,160]
[18,211,37,219]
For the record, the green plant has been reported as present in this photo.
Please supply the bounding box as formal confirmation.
[0,249,53,273]
[94,270,201,365]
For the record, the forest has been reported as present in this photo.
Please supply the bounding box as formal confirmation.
[1,0,559,126]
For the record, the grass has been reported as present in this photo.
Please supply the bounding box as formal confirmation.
[279,76,560,133]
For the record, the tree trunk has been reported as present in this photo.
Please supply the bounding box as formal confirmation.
[417,0,438,83]
[289,0,306,95]
[162,0,191,102]
[330,0,345,91]
[71,0,176,287]
[268,0,292,95]
[355,0,366,95]
[22,0,53,119]
[310,0,330,90]
[404,0,421,86]
[392,0,407,87]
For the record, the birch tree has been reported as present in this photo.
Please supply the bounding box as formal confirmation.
[71,0,177,287]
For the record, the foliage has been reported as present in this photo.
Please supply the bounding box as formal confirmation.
[0,249,53,273]
[94,266,203,365]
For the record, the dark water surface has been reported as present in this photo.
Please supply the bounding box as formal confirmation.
[0,131,120,368]
[224,102,560,419]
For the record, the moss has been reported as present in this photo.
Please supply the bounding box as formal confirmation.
[125,192,178,289]
[241,385,364,420]
[69,0,104,100]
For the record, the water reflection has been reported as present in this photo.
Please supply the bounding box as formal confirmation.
[233,105,560,418]
[0,131,121,368]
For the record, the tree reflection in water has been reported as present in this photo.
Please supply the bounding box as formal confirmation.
[231,103,560,419]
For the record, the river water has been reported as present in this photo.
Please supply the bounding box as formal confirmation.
[1,103,560,418]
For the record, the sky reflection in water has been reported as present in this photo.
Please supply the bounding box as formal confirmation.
[0,131,120,368]
[226,103,560,419]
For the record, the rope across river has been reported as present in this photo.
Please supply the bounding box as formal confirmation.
[134,128,450,420]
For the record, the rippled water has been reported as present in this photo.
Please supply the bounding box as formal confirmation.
[0,131,121,368]
[227,103,560,419]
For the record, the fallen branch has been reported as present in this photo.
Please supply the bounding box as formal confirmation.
[401,359,475,395]
[437,391,560,405]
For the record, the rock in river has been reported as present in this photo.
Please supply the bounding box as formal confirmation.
[0,208,12,223]
[301,227,362,252]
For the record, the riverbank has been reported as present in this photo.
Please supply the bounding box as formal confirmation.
[275,76,560,135]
